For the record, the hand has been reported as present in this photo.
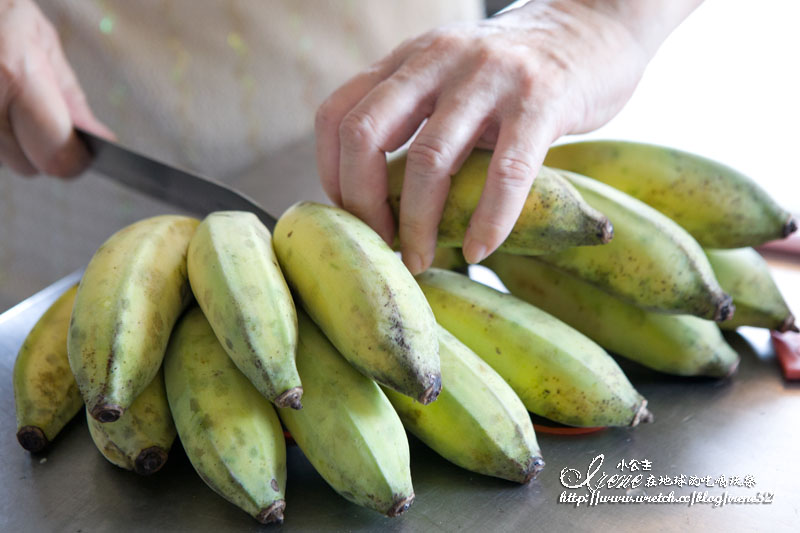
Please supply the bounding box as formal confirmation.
[315,0,699,273]
[0,0,111,178]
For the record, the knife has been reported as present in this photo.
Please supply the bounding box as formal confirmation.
[77,128,277,230]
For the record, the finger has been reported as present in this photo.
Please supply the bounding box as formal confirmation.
[43,19,115,140]
[0,123,37,176]
[399,93,492,274]
[9,52,90,178]
[338,61,444,244]
[315,52,408,206]
[463,115,550,264]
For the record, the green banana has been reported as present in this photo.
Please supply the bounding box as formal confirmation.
[87,367,176,475]
[416,269,650,427]
[705,248,796,332]
[387,149,613,254]
[544,140,796,248]
[537,171,733,320]
[14,286,83,453]
[68,215,199,423]
[382,325,544,483]
[277,310,414,517]
[165,307,287,524]
[483,254,740,377]
[273,201,441,404]
[430,247,469,273]
[187,211,301,409]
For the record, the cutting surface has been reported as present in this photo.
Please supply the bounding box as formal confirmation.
[1,269,799,532]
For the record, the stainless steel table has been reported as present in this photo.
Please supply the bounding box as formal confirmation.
[2,270,799,532]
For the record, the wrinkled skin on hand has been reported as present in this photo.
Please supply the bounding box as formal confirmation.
[316,0,697,273]
[0,0,111,177]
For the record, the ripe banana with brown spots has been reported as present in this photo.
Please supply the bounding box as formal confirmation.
[165,307,287,524]
[187,211,301,409]
[87,367,176,475]
[544,140,796,248]
[68,215,199,423]
[484,253,740,378]
[383,325,544,483]
[277,310,414,517]
[537,171,733,320]
[387,149,613,254]
[417,269,650,428]
[273,201,441,404]
[14,285,82,453]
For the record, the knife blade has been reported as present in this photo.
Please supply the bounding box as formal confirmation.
[77,128,277,230]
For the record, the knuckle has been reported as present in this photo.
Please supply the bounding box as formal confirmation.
[428,30,466,55]
[493,152,534,192]
[406,137,453,175]
[338,110,379,151]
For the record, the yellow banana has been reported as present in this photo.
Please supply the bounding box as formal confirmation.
[417,269,650,427]
[14,286,82,453]
[544,140,796,248]
[537,171,732,320]
[68,215,198,423]
[484,254,740,378]
[187,211,301,409]
[164,307,287,524]
[273,201,441,404]
[277,310,414,517]
[387,149,613,254]
[87,367,175,475]
[705,248,796,332]
[382,325,544,483]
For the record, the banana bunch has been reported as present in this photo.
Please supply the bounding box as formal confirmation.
[87,367,176,476]
[165,308,287,524]
[277,310,415,517]
[68,215,199,422]
[273,201,441,404]
[383,325,544,483]
[14,286,83,453]
[187,211,302,409]
[544,140,796,248]
[387,149,613,254]
[536,170,732,320]
[417,268,650,427]
[705,248,796,332]
[483,253,740,378]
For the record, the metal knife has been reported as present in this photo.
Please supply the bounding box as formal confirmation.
[77,128,278,230]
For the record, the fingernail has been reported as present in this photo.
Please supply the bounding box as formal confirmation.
[463,240,488,265]
[404,252,425,275]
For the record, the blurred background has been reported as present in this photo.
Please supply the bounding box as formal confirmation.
[0,0,797,312]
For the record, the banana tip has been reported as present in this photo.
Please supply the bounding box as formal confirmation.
[713,296,735,323]
[630,402,653,427]
[134,446,169,476]
[522,456,546,484]
[782,216,798,238]
[386,494,415,517]
[780,315,797,333]
[91,404,124,423]
[598,219,614,244]
[275,387,304,410]
[17,426,49,453]
[418,375,442,405]
[256,501,286,524]
[724,358,741,379]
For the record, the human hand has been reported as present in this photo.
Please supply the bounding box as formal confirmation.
[0,0,111,178]
[316,0,699,273]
